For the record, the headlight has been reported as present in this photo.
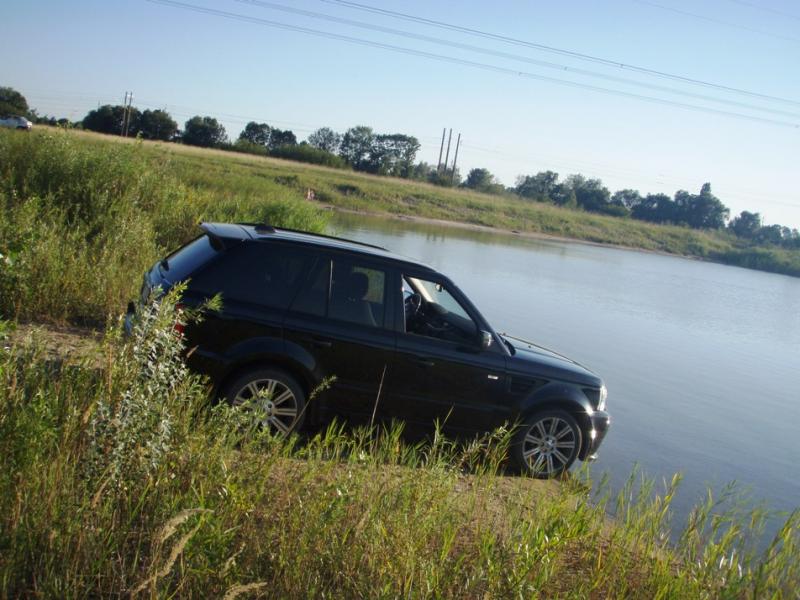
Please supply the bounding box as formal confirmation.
[598,385,607,411]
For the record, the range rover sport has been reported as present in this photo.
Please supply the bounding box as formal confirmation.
[128,222,610,478]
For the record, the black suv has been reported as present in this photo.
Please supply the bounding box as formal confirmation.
[130,222,610,478]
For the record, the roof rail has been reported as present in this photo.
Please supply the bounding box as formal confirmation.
[237,222,388,252]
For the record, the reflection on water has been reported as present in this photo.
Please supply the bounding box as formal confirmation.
[331,212,800,537]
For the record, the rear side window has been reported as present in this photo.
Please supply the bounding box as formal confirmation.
[190,243,310,310]
[290,256,388,328]
[162,235,221,283]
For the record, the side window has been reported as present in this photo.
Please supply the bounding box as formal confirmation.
[290,257,330,317]
[329,260,386,328]
[190,243,310,310]
[403,275,478,344]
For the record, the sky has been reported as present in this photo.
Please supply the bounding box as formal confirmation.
[2,0,799,228]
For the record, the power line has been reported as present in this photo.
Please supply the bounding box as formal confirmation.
[145,0,800,129]
[632,0,800,44]
[321,0,800,107]
[231,0,800,120]
[724,0,800,22]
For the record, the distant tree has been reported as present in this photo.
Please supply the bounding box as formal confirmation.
[182,116,227,147]
[339,126,375,171]
[631,193,674,223]
[565,175,611,213]
[82,104,140,136]
[464,168,503,194]
[239,121,271,147]
[550,182,577,207]
[611,189,642,210]
[516,171,559,201]
[371,133,420,176]
[307,127,342,154]
[674,183,729,229]
[137,109,178,141]
[728,211,762,239]
[410,161,435,181]
[0,86,29,117]
[268,128,297,150]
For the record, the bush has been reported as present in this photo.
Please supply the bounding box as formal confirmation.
[0,129,327,322]
[270,143,349,169]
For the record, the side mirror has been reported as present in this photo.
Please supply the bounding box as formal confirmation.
[479,330,493,350]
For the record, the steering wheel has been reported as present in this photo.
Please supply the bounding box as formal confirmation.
[405,292,422,320]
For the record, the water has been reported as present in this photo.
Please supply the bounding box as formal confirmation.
[331,212,800,534]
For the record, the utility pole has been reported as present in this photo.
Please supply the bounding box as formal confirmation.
[451,133,461,184]
[122,91,134,137]
[436,127,446,171]
[443,128,453,174]
[121,92,130,137]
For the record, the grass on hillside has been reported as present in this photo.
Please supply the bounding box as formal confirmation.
[1,296,798,598]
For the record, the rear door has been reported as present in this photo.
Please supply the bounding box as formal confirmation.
[183,242,311,368]
[283,252,397,421]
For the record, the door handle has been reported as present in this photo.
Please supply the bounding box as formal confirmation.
[412,357,435,368]
[301,335,333,348]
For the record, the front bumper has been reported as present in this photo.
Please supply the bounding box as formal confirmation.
[580,409,611,460]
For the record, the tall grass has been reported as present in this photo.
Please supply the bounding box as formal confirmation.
[0,300,797,598]
[0,128,327,323]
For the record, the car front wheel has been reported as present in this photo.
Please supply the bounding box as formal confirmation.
[513,410,582,478]
[223,368,306,434]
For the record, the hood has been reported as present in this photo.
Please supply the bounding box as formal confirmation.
[504,335,602,388]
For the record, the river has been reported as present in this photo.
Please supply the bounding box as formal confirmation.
[330,211,800,536]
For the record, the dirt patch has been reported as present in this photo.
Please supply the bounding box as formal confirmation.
[7,322,103,364]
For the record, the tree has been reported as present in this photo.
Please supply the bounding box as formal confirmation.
[339,126,375,171]
[464,168,502,194]
[516,171,559,201]
[0,86,29,117]
[82,104,140,136]
[566,175,611,213]
[239,121,271,147]
[268,128,297,150]
[728,211,762,239]
[372,134,420,176]
[182,116,227,147]
[550,183,577,208]
[308,127,342,154]
[611,189,642,210]
[631,193,674,223]
[674,183,729,229]
[138,109,178,141]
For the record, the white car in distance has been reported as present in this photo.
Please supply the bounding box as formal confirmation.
[0,115,33,130]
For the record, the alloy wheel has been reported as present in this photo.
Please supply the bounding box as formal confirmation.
[522,415,579,477]
[233,378,299,434]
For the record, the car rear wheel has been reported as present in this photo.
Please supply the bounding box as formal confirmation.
[513,410,582,478]
[223,368,305,434]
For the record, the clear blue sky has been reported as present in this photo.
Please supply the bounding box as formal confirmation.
[2,0,799,228]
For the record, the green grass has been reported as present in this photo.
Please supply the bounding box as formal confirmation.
[0,298,797,598]
[0,128,328,323]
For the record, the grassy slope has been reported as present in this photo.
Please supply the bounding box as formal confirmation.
[3,314,798,598]
[63,127,800,277]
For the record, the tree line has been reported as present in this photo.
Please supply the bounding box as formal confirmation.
[3,85,797,249]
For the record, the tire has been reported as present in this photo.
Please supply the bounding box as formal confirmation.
[223,368,306,434]
[512,409,582,478]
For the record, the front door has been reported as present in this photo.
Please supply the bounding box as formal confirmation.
[385,273,508,435]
